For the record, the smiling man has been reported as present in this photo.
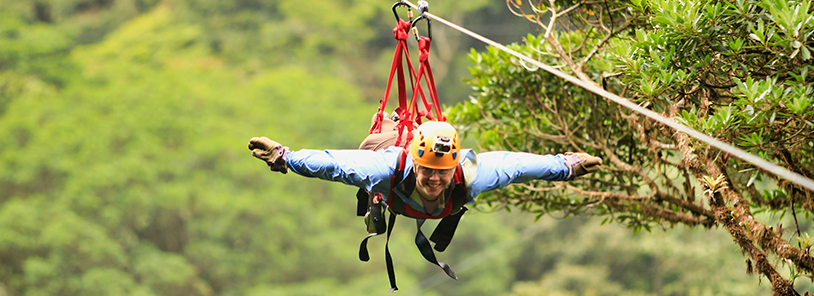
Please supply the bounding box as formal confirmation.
[250,121,601,217]
[248,120,602,290]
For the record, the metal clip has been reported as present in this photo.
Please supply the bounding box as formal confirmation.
[410,1,431,40]
[392,1,412,22]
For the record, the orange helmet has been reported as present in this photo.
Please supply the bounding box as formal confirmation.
[409,121,460,169]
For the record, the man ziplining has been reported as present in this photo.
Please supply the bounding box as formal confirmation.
[248,121,602,217]
[247,116,602,291]
[245,1,603,291]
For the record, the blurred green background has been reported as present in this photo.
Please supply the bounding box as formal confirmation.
[0,0,773,295]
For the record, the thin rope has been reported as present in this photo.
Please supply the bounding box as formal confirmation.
[400,0,814,193]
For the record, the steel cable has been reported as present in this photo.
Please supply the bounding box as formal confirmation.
[400,0,814,193]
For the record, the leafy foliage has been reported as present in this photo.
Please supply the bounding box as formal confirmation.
[0,0,805,295]
[450,0,814,293]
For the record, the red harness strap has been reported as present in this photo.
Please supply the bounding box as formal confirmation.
[410,36,445,122]
[400,191,456,219]
[371,25,445,150]
[371,19,416,135]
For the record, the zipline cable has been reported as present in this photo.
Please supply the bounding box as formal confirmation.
[401,0,814,193]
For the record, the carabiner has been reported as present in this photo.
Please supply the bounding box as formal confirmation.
[392,1,412,23]
[416,1,429,14]
[410,1,431,40]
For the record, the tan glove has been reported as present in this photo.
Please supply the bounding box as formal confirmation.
[248,136,289,174]
[563,152,602,180]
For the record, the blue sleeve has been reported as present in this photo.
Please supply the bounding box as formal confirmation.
[284,147,404,192]
[467,151,570,198]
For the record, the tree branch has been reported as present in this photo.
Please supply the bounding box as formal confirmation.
[578,19,632,70]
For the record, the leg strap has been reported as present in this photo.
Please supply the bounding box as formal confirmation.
[385,212,398,292]
[358,211,400,293]
[430,206,467,252]
[415,219,457,280]
[359,210,460,293]
[358,196,386,261]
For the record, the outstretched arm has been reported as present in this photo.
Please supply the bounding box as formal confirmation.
[285,148,400,191]
[466,151,601,197]
[249,137,400,192]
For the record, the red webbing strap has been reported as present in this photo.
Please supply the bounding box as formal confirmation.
[400,190,455,219]
[418,37,445,122]
[393,36,435,148]
[404,36,445,129]
[393,116,414,148]
[372,28,445,149]
[371,20,406,134]
[371,19,418,136]
[394,21,410,119]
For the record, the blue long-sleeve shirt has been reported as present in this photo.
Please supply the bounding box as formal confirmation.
[285,146,570,204]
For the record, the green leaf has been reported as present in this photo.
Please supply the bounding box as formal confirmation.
[650,48,663,67]
[802,46,812,61]
[636,29,648,42]
[789,95,813,115]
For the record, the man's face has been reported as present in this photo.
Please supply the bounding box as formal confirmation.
[414,164,456,200]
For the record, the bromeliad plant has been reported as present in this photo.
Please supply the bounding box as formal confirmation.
[450,0,814,294]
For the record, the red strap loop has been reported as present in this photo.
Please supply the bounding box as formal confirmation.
[418,37,431,63]
[372,25,445,146]
[393,19,410,41]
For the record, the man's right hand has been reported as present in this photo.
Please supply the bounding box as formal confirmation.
[563,152,602,180]
[248,137,289,174]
